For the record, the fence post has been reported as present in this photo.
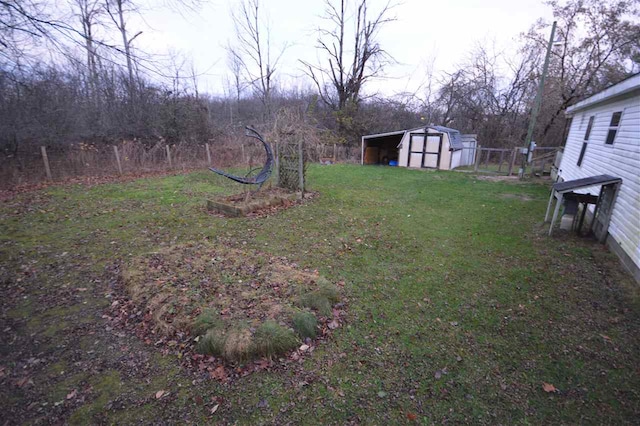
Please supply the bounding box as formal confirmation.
[40,146,52,181]
[508,148,517,176]
[166,145,172,168]
[333,143,337,163]
[274,142,280,187]
[474,146,482,172]
[298,138,305,194]
[205,143,212,166]
[113,145,123,175]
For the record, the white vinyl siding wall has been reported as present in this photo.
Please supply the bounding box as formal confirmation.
[558,96,640,269]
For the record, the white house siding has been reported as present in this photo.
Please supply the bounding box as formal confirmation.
[558,96,640,271]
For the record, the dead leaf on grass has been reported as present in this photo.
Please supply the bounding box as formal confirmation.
[210,404,219,414]
[210,365,227,381]
[15,377,32,388]
[542,382,557,393]
[155,390,167,399]
[407,412,418,421]
[66,389,78,400]
[328,320,339,330]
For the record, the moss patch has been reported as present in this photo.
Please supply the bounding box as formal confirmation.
[69,370,123,425]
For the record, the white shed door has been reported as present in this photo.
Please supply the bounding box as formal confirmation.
[408,135,424,168]
[407,133,443,169]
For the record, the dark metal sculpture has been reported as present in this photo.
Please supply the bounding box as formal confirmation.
[209,126,273,188]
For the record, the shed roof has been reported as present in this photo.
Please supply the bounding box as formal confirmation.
[363,125,465,150]
[430,125,464,150]
[362,129,406,139]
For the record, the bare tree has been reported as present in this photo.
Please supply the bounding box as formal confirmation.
[72,0,103,99]
[302,0,395,114]
[105,0,142,97]
[525,0,640,142]
[228,0,286,120]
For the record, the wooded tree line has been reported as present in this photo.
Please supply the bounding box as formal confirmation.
[1,0,638,157]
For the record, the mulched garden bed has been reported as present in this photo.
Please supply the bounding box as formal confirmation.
[207,187,317,217]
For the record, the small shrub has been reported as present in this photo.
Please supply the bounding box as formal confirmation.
[300,292,332,316]
[253,321,298,358]
[191,308,222,336]
[197,328,226,356]
[293,311,318,339]
[300,280,340,316]
[316,280,339,303]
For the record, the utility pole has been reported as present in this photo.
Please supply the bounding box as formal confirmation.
[520,20,557,179]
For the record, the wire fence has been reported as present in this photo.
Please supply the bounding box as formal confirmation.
[0,139,360,190]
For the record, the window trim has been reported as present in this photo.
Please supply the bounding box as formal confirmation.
[584,116,594,141]
[605,111,622,145]
[577,115,594,167]
[577,142,587,166]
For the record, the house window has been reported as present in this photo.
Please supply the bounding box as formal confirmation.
[584,116,594,140]
[605,111,622,145]
[577,115,594,166]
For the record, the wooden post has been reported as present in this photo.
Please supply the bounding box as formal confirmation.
[333,143,337,163]
[498,150,505,172]
[113,145,123,175]
[590,185,605,235]
[166,145,172,168]
[298,138,305,194]
[508,148,517,176]
[40,146,52,181]
[549,192,563,236]
[241,144,245,165]
[474,146,482,172]
[205,143,212,166]
[544,190,555,222]
[598,184,620,243]
[274,142,280,187]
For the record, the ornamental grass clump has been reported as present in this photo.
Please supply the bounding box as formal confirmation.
[293,311,318,339]
[252,320,298,358]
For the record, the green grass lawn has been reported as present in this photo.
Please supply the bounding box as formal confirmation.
[1,165,638,424]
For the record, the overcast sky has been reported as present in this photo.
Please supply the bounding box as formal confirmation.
[129,0,555,97]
